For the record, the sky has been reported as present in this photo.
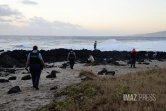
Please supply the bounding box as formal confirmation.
[0,0,166,36]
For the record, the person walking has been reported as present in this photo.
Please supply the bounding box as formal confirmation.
[130,48,137,68]
[25,45,46,90]
[67,49,76,69]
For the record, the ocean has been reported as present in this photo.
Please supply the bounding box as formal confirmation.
[0,35,166,51]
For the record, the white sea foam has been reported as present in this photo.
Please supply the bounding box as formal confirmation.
[98,39,133,51]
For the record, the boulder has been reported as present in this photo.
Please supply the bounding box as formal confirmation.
[0,79,9,83]
[98,68,115,76]
[46,70,57,78]
[106,71,115,76]
[50,86,58,90]
[97,68,107,75]
[7,86,21,94]
[48,70,60,74]
[21,75,31,80]
[111,61,120,66]
[46,64,54,68]
[158,59,164,62]
[8,76,17,80]
[142,62,150,65]
[59,63,68,69]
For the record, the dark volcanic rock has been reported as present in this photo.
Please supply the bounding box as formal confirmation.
[98,68,115,76]
[51,70,60,73]
[46,70,57,78]
[0,73,10,77]
[7,86,21,94]
[0,50,4,52]
[142,62,150,65]
[106,58,121,66]
[8,76,17,80]
[158,59,164,62]
[21,75,31,80]
[0,69,5,72]
[4,69,16,73]
[98,68,107,75]
[46,64,55,68]
[1,49,166,68]
[0,55,23,68]
[111,61,120,66]
[0,79,9,83]
[50,86,58,90]
[59,63,68,69]
[106,71,115,76]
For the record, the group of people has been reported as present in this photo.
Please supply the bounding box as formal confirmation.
[67,49,95,68]
[25,46,95,90]
[25,44,140,90]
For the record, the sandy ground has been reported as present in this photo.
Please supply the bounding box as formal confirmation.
[0,60,166,111]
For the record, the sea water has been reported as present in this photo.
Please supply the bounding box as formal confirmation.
[0,35,166,51]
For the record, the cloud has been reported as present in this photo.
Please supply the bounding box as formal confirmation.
[0,16,126,36]
[0,17,83,35]
[21,0,38,5]
[0,18,12,22]
[29,17,81,29]
[53,21,82,28]
[0,5,21,16]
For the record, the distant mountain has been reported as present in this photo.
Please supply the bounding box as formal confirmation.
[134,31,166,37]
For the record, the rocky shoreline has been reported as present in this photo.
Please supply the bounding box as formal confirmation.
[0,49,166,68]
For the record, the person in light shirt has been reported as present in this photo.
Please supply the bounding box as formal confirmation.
[87,54,94,65]
[25,45,46,90]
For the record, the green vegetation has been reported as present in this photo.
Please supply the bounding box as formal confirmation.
[35,69,166,111]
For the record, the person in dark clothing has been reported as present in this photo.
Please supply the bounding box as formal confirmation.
[67,49,76,69]
[130,48,137,68]
[94,41,97,50]
[25,46,46,90]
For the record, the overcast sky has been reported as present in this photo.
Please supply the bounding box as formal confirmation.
[0,0,166,36]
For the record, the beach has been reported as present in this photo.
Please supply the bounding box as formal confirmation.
[0,58,166,111]
[1,0,166,110]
